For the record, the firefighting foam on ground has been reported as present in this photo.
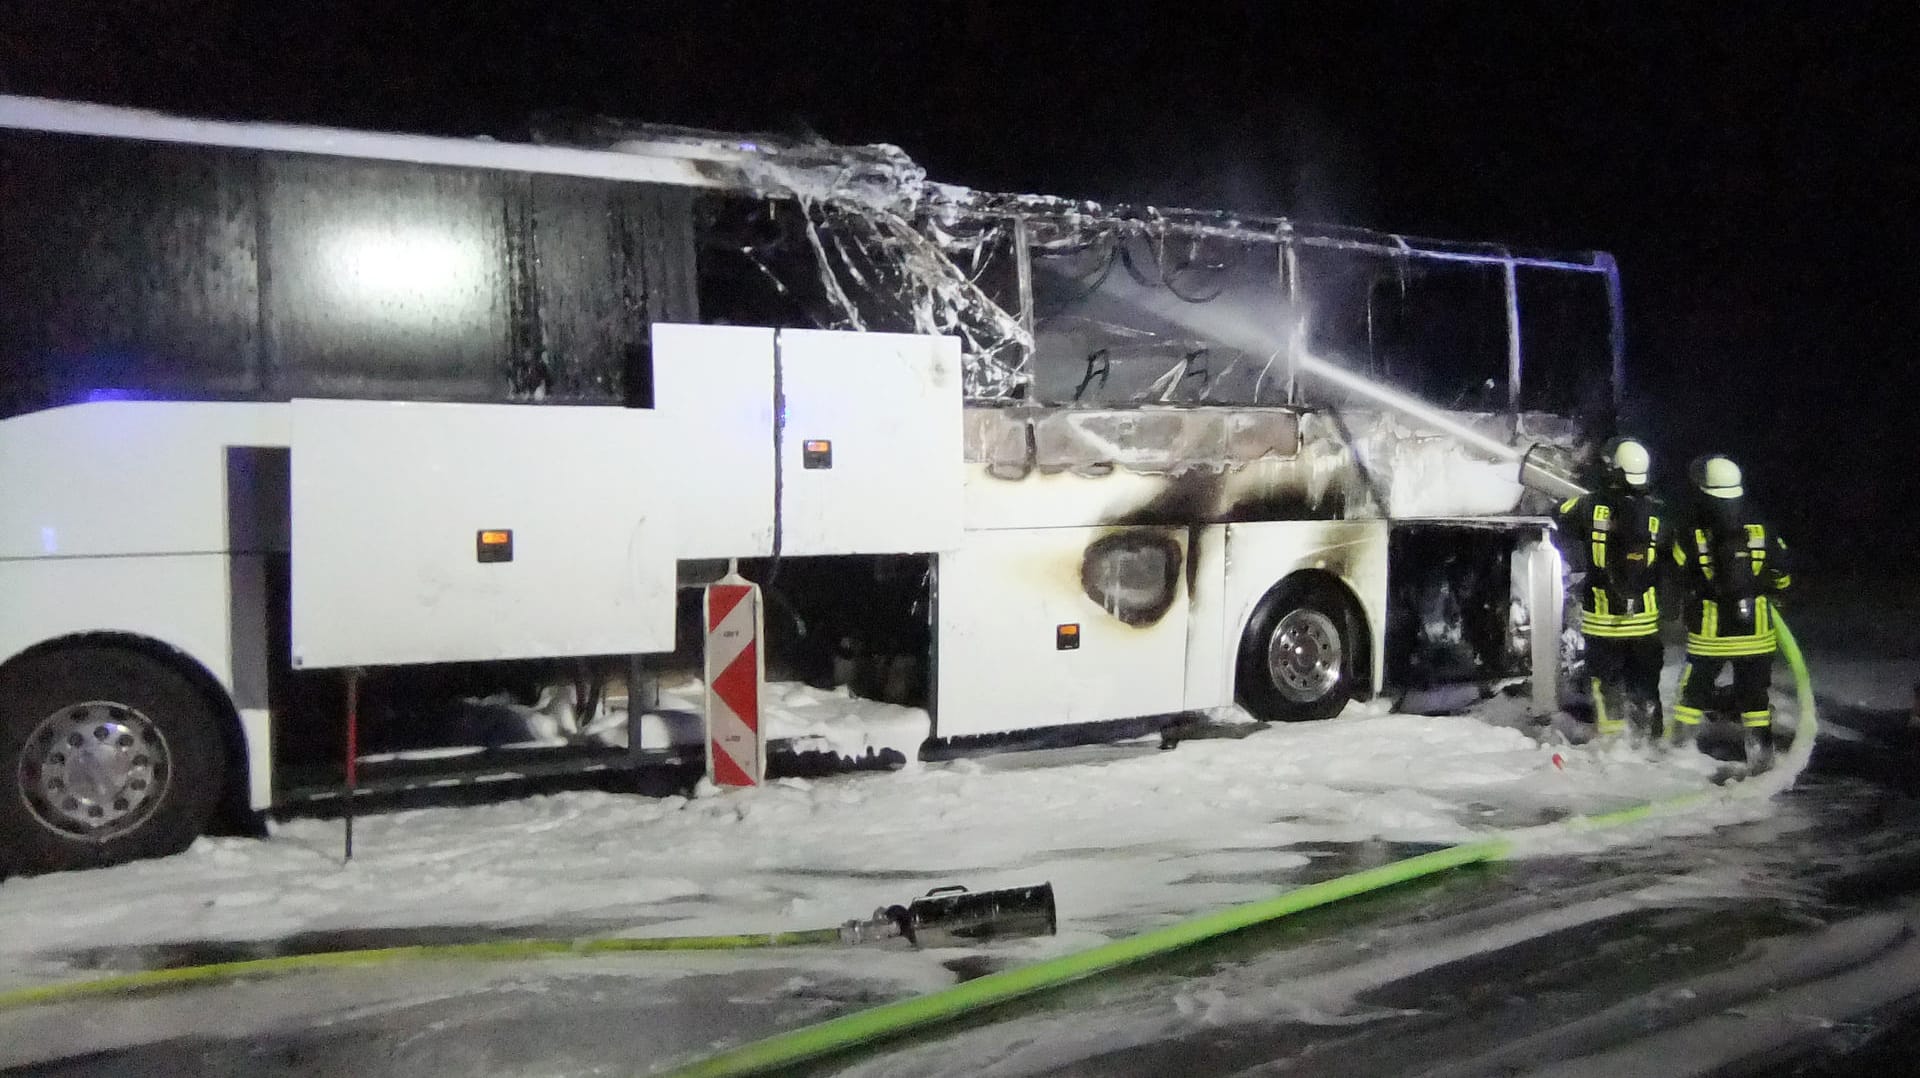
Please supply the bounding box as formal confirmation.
[0,60,1915,1077]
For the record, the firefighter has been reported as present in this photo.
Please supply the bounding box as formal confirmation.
[1554,436,1669,742]
[1670,455,1792,768]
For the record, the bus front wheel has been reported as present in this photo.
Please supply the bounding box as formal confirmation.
[0,646,226,875]
[1236,578,1360,723]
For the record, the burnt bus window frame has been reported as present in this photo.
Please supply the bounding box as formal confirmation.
[0,130,697,419]
[1514,265,1614,417]
[1027,231,1291,407]
[1293,246,1514,413]
[1366,258,1512,412]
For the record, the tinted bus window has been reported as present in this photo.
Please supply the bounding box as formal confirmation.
[525,175,696,403]
[0,131,260,414]
[261,154,513,399]
[3,132,698,412]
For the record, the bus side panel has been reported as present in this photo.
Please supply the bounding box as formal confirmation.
[1183,524,1230,710]
[934,526,1188,739]
[289,399,676,669]
[1221,520,1390,698]
[776,329,963,556]
[0,401,289,560]
[0,551,239,712]
[650,323,777,559]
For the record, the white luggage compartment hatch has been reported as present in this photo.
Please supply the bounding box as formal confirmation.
[289,399,676,668]
[936,526,1191,738]
[775,329,962,556]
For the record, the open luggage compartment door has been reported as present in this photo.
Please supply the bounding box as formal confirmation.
[288,398,676,668]
[776,329,963,556]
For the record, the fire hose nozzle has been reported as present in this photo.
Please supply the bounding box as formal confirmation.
[1518,444,1588,501]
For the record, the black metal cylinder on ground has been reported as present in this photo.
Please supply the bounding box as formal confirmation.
[890,883,1058,948]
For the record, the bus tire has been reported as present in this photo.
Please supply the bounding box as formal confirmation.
[1236,577,1359,723]
[0,646,227,875]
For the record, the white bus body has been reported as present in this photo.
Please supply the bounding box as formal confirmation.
[0,95,1603,872]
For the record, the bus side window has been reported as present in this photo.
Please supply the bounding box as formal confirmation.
[260,154,514,401]
[0,130,261,414]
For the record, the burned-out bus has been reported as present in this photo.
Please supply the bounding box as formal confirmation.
[0,96,1611,871]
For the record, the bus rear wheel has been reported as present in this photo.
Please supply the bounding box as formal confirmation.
[1236,578,1359,723]
[0,646,226,875]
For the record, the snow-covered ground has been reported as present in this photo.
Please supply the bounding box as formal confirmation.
[429,673,932,763]
[0,624,1880,1077]
[0,687,1767,986]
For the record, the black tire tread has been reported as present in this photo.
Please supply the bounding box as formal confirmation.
[1235,577,1360,723]
[0,646,226,875]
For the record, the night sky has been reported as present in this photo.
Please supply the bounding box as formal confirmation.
[3,2,1911,572]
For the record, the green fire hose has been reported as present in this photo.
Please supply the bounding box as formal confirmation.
[0,619,1816,1078]
[664,615,1817,1077]
[0,927,845,1012]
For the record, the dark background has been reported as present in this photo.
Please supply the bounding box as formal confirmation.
[2,1,1912,575]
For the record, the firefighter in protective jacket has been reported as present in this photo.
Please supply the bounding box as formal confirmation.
[1671,455,1791,766]
[1554,436,1668,741]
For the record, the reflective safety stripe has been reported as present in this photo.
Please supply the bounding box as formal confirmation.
[1686,634,1777,656]
[1559,496,1581,515]
[1582,584,1660,638]
[1584,619,1660,639]
[1690,597,1775,653]
[1673,706,1705,725]
[1586,506,1659,578]
[1775,574,1793,589]
[1591,679,1624,734]
[1741,710,1772,728]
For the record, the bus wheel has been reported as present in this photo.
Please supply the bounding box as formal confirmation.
[0,646,226,875]
[1236,578,1358,722]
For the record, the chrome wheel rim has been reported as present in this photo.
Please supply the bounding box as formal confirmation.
[17,701,170,839]
[1266,609,1343,703]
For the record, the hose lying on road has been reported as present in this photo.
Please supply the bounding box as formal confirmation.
[0,618,1818,1078]
[664,615,1818,1078]
[0,927,845,1012]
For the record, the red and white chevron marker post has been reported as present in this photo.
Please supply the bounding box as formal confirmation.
[703,574,766,787]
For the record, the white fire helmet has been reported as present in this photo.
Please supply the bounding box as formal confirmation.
[1605,436,1651,488]
[1691,455,1745,500]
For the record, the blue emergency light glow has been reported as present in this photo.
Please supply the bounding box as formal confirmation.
[79,388,147,403]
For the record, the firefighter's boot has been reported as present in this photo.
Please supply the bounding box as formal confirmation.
[1743,713,1775,772]
[1624,697,1663,749]
[1670,708,1702,750]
